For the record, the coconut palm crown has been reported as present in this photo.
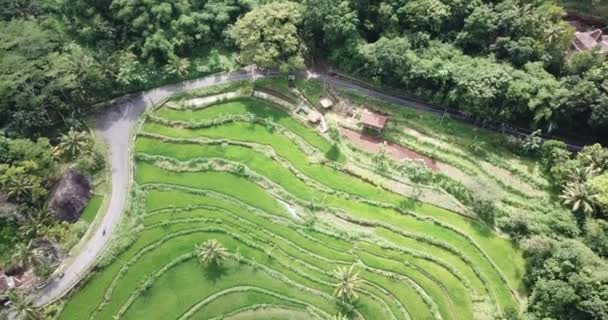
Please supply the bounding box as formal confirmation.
[560,182,599,215]
[3,290,42,320]
[331,313,349,320]
[333,265,361,301]
[58,127,91,158]
[197,239,228,266]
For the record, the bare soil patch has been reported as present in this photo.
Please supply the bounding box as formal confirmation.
[341,128,439,171]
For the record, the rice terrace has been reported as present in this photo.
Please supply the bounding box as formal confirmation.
[55,77,530,320]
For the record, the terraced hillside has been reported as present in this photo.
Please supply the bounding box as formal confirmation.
[59,90,525,319]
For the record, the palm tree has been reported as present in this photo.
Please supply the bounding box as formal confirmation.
[580,144,608,171]
[58,127,91,158]
[560,182,599,215]
[11,241,35,270]
[5,175,33,202]
[333,265,361,301]
[544,24,563,46]
[568,166,598,184]
[165,56,191,77]
[331,313,349,320]
[19,209,52,239]
[3,290,42,320]
[197,239,228,266]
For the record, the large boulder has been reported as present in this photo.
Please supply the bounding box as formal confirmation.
[49,170,92,223]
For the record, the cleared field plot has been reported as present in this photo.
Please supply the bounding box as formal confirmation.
[59,96,524,320]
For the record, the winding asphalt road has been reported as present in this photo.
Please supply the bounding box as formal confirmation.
[34,70,264,307]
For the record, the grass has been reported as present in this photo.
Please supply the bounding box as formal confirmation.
[123,259,335,320]
[146,98,524,302]
[80,195,103,223]
[134,140,520,309]
[184,291,310,319]
[137,127,525,293]
[135,162,288,218]
[59,88,528,320]
[156,97,345,163]
[296,79,324,108]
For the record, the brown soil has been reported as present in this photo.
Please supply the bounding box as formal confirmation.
[341,128,439,171]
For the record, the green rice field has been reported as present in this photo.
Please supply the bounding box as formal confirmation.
[59,95,525,320]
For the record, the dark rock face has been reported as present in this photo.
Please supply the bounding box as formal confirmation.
[49,170,92,223]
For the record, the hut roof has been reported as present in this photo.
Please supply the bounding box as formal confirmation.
[320,98,334,109]
[360,110,389,130]
[0,273,20,293]
[307,110,323,123]
[573,29,608,52]
[49,169,92,223]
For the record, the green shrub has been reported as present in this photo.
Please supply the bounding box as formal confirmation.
[472,199,496,227]
[399,159,432,184]
[590,173,608,213]
[468,139,487,157]
[75,150,105,173]
[584,219,608,258]
[541,139,570,169]
[498,214,531,240]
[548,159,579,187]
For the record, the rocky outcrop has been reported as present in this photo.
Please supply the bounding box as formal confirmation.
[49,170,92,223]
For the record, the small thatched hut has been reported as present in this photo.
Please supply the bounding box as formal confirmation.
[49,170,92,223]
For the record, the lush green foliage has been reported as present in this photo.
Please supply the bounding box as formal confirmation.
[0,136,55,204]
[59,0,253,63]
[0,19,105,136]
[0,130,99,271]
[307,0,608,138]
[523,236,608,320]
[230,1,304,72]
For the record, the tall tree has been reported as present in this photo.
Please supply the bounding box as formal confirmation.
[4,175,34,203]
[197,239,228,266]
[58,128,91,159]
[230,1,305,73]
[333,265,361,301]
[2,290,42,320]
[11,242,35,269]
[19,209,52,239]
[560,182,599,216]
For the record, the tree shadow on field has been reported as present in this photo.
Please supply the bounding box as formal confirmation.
[468,218,493,238]
[325,144,342,162]
[398,199,417,211]
[337,299,358,319]
[203,264,227,283]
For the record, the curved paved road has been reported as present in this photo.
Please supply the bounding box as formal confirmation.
[34,71,265,306]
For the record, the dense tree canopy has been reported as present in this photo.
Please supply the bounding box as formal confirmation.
[0,136,56,205]
[523,237,608,319]
[0,19,105,136]
[230,1,304,72]
[59,0,254,62]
